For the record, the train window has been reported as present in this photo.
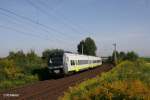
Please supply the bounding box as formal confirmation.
[88,60,90,63]
[93,60,99,63]
[71,60,75,65]
[97,60,101,63]
[76,60,79,65]
[93,60,96,63]
[78,60,88,65]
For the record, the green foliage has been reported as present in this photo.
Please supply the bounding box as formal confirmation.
[0,58,39,91]
[126,51,139,61]
[112,51,139,64]
[25,50,43,73]
[119,51,126,61]
[8,50,26,66]
[77,37,97,56]
[0,59,22,80]
[6,50,43,74]
[77,40,84,54]
[140,57,150,63]
[0,75,38,91]
[0,49,65,91]
[60,60,150,100]
[0,50,44,90]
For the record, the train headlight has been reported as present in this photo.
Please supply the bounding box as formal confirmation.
[54,70,60,74]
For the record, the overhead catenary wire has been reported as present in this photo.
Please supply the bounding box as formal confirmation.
[0,11,73,45]
[0,24,75,49]
[0,1,104,56]
[0,7,75,44]
[26,0,78,39]
[0,24,49,41]
[0,25,63,48]
[38,0,92,34]
[27,0,87,38]
[0,1,101,53]
[35,0,98,47]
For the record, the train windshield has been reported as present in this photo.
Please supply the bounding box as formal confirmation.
[49,53,63,67]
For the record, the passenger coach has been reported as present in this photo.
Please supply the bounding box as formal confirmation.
[48,53,102,74]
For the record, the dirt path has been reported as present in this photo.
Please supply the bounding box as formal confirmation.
[0,64,113,100]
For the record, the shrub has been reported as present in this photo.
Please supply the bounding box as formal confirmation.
[111,51,139,64]
[60,60,150,100]
[24,75,38,83]
[0,59,22,80]
[0,58,39,91]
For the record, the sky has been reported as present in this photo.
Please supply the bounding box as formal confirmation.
[0,0,150,57]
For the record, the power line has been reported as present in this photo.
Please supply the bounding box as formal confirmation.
[0,8,78,52]
[0,7,74,43]
[0,25,63,48]
[0,11,71,44]
[26,0,77,39]
[0,1,96,51]
[38,0,92,35]
[27,0,86,38]
[0,24,48,41]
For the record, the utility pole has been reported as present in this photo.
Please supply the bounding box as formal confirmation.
[82,44,84,55]
[113,43,117,65]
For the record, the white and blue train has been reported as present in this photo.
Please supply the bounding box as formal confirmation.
[48,53,102,74]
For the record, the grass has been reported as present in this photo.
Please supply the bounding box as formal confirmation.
[0,58,42,91]
[60,59,150,100]
[0,75,38,91]
[140,57,150,63]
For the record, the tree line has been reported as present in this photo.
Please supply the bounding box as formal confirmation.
[106,51,139,64]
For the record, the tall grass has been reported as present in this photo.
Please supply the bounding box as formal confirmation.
[0,57,41,91]
[140,57,150,63]
[0,75,38,91]
[60,60,150,100]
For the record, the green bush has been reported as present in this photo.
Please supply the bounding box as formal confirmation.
[0,59,22,80]
[141,57,150,63]
[24,75,38,83]
[60,60,150,100]
[0,75,38,91]
[0,50,43,91]
[0,49,69,91]
[0,80,13,90]
[111,51,139,64]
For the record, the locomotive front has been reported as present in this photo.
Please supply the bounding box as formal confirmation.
[48,52,65,74]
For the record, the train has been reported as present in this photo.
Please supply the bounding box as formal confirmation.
[48,52,102,74]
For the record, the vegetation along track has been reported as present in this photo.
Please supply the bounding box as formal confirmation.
[0,64,113,100]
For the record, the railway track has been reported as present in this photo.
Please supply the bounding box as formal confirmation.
[0,64,113,100]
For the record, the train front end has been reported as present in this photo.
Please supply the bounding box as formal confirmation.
[48,52,65,74]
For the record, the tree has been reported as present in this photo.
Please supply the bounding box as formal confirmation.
[7,51,16,59]
[126,51,138,61]
[77,37,97,56]
[77,40,84,55]
[7,50,26,67]
[111,51,139,64]
[119,52,126,61]
[26,50,42,66]
[26,50,38,62]
[0,59,22,79]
